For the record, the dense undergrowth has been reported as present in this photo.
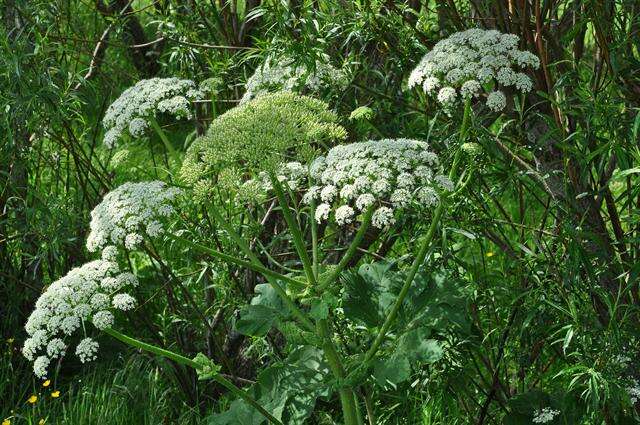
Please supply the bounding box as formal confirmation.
[2,1,640,424]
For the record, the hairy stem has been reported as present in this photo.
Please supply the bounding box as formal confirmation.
[316,320,362,425]
[270,174,317,286]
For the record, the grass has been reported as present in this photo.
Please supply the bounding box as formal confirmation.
[1,345,200,425]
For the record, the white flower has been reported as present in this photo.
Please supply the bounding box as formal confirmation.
[335,205,355,226]
[304,139,449,227]
[241,54,348,103]
[128,117,148,138]
[46,338,67,358]
[156,96,191,118]
[371,179,390,196]
[112,293,136,311]
[103,78,203,147]
[422,77,440,93]
[22,337,41,361]
[496,67,516,86]
[437,87,457,109]
[417,187,439,207]
[460,80,481,98]
[60,316,80,335]
[532,407,560,423]
[486,90,507,112]
[320,185,337,203]
[75,303,92,320]
[22,260,139,377]
[340,184,357,201]
[408,29,539,111]
[372,207,395,229]
[124,233,143,250]
[34,355,50,378]
[91,293,111,309]
[390,189,411,208]
[76,338,99,363]
[315,203,331,223]
[302,186,321,205]
[86,181,182,254]
[146,221,163,237]
[101,245,118,261]
[514,72,533,92]
[92,310,114,330]
[355,193,375,211]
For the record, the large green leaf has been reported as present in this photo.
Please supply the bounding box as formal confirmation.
[342,262,470,333]
[235,283,292,337]
[342,262,468,389]
[236,304,279,337]
[342,262,400,327]
[372,355,411,387]
[252,283,289,312]
[396,328,444,363]
[207,346,330,425]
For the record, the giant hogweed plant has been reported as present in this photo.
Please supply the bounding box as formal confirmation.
[20,30,560,424]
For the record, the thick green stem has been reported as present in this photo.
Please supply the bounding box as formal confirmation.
[363,99,471,363]
[316,320,361,425]
[103,328,283,425]
[270,174,317,286]
[311,200,320,280]
[363,199,446,362]
[317,206,374,293]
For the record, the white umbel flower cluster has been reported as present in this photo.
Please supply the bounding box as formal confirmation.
[86,181,182,254]
[304,139,452,229]
[76,337,100,363]
[240,55,348,104]
[532,407,560,423]
[103,78,204,147]
[408,29,540,112]
[22,260,139,378]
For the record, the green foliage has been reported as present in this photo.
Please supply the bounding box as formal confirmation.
[236,283,292,337]
[342,263,467,388]
[3,0,640,424]
[342,262,469,333]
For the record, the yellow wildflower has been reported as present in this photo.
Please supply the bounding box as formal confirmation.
[51,391,60,398]
[42,380,50,387]
[2,419,10,425]
[27,395,38,404]
[486,252,494,258]
[39,420,46,425]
